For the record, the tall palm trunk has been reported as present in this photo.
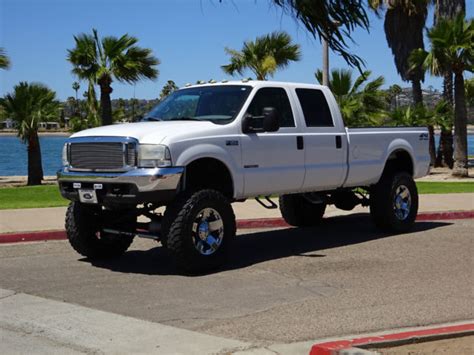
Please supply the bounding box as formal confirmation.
[413,79,436,166]
[436,70,454,168]
[27,132,43,185]
[452,72,468,177]
[434,0,464,169]
[412,79,423,105]
[99,77,113,126]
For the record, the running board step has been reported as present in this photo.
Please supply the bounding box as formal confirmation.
[255,196,278,209]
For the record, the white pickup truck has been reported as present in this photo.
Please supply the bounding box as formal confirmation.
[58,81,430,272]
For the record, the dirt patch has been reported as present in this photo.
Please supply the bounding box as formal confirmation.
[416,167,473,182]
[0,176,57,187]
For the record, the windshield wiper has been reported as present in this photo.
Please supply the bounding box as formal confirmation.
[168,117,202,121]
[168,116,202,121]
[143,116,162,122]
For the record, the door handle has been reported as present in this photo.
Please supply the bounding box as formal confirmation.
[335,136,342,149]
[297,136,304,150]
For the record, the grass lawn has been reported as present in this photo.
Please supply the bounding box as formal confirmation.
[0,185,69,210]
[415,181,474,194]
[0,181,473,210]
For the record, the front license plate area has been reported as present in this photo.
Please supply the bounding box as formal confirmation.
[78,189,98,204]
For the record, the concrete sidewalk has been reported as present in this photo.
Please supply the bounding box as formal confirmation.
[1,193,473,234]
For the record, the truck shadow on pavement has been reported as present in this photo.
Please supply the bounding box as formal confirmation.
[85,214,451,276]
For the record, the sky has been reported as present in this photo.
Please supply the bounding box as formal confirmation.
[1,0,473,101]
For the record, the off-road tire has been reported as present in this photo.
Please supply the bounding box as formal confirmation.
[167,189,236,273]
[279,194,326,227]
[370,172,418,233]
[161,193,191,248]
[65,202,135,259]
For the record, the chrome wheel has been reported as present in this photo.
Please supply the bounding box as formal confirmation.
[393,185,411,221]
[192,208,224,256]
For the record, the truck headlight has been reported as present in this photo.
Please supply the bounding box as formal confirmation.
[138,144,172,168]
[62,144,69,167]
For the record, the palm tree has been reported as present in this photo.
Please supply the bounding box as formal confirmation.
[159,80,179,100]
[0,47,10,69]
[432,0,465,168]
[389,104,433,127]
[272,0,369,72]
[315,68,386,127]
[387,84,402,109]
[369,1,437,165]
[1,82,60,185]
[72,82,80,100]
[71,81,80,117]
[411,15,473,177]
[67,29,159,126]
[466,77,474,107]
[222,31,301,80]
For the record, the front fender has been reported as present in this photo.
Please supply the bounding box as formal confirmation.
[174,143,244,198]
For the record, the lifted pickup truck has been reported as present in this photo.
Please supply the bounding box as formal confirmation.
[58,81,430,272]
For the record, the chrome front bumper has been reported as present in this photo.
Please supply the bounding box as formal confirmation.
[57,167,184,193]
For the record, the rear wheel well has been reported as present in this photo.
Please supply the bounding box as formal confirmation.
[382,150,414,177]
[184,158,234,199]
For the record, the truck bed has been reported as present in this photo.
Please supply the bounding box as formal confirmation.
[343,127,430,188]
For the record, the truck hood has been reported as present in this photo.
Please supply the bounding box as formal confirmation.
[70,121,218,144]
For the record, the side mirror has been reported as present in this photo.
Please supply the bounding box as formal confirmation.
[262,107,280,132]
[242,113,254,134]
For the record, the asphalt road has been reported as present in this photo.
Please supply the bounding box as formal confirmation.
[0,215,473,346]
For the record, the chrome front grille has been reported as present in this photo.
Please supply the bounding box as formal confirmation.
[69,140,136,171]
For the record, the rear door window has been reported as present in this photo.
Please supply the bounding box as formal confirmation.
[295,89,334,127]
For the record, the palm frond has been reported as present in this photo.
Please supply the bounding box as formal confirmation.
[0,82,60,141]
[0,47,11,69]
[221,31,300,80]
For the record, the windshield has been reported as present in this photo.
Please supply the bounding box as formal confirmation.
[144,85,252,124]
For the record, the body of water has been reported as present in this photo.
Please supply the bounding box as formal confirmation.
[0,134,473,176]
[0,136,67,176]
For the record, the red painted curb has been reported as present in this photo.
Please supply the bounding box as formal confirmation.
[0,230,66,244]
[416,210,474,221]
[310,323,474,355]
[1,210,472,244]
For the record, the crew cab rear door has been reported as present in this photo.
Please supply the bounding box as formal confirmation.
[240,86,305,196]
[292,87,348,190]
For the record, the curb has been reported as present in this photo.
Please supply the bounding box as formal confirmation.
[310,322,474,355]
[1,210,473,244]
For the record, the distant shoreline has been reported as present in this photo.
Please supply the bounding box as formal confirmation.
[0,131,70,137]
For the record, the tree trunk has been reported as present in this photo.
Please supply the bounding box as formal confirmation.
[435,128,454,168]
[412,79,423,105]
[99,77,113,126]
[412,79,436,166]
[443,128,454,169]
[27,132,44,186]
[436,70,454,168]
[427,125,436,166]
[452,72,468,177]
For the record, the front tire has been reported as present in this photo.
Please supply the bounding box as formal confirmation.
[167,189,236,273]
[279,194,326,227]
[65,202,135,259]
[370,172,418,233]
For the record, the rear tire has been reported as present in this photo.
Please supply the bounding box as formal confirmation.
[167,189,235,273]
[279,194,326,227]
[370,172,418,232]
[65,202,135,259]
